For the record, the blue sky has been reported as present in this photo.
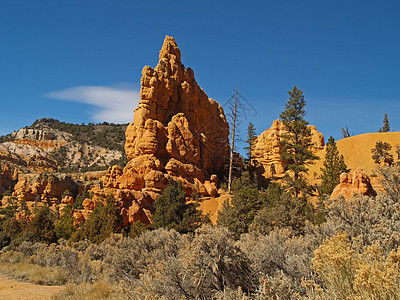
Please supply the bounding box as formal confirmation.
[1,1,399,151]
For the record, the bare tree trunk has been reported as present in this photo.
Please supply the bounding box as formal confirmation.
[228,85,238,194]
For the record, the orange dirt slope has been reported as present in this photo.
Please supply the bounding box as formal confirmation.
[307,131,400,184]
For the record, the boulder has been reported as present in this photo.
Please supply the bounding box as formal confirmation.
[330,169,378,200]
[82,198,95,210]
[61,195,74,205]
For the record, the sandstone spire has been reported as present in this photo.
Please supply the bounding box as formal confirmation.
[118,36,229,195]
[94,36,231,225]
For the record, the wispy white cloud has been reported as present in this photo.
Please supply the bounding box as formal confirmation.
[45,84,140,123]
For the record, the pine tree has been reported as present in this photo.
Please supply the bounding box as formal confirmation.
[319,136,349,198]
[279,86,319,197]
[379,113,390,132]
[371,141,394,166]
[243,122,257,164]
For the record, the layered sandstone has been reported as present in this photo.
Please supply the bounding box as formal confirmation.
[253,119,324,179]
[330,169,382,200]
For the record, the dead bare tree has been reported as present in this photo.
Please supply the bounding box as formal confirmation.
[228,84,243,194]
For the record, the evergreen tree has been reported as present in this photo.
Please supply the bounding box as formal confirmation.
[371,141,394,166]
[74,188,89,209]
[79,194,122,243]
[151,179,209,234]
[243,122,257,163]
[54,204,76,240]
[379,113,391,132]
[250,192,314,235]
[217,172,264,237]
[279,86,319,197]
[319,136,349,198]
[26,206,57,244]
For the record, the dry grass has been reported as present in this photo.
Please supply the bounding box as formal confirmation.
[0,261,68,285]
[52,281,132,300]
[0,251,68,285]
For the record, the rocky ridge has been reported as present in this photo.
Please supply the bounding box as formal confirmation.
[0,119,127,173]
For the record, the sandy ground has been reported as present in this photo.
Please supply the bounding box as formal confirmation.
[198,192,231,224]
[0,274,63,300]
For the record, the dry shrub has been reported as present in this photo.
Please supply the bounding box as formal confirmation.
[304,232,400,300]
[133,226,254,299]
[239,227,320,299]
[103,229,185,284]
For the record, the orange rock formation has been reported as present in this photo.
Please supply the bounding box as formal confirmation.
[0,164,18,191]
[13,173,78,204]
[123,35,229,192]
[96,36,230,224]
[253,119,324,179]
[330,169,381,200]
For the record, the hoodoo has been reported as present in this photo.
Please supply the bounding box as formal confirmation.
[99,36,230,223]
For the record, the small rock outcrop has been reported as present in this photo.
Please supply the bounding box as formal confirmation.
[330,169,379,200]
[0,164,18,192]
[252,119,324,179]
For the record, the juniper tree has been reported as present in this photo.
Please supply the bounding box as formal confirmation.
[74,194,122,244]
[54,204,75,240]
[371,141,394,166]
[217,172,263,237]
[319,136,349,198]
[151,179,209,234]
[379,113,390,132]
[279,86,319,197]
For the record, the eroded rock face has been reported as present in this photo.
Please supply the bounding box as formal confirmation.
[119,36,229,195]
[253,119,324,179]
[330,169,378,200]
[0,164,18,192]
[96,36,230,224]
[13,173,79,204]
